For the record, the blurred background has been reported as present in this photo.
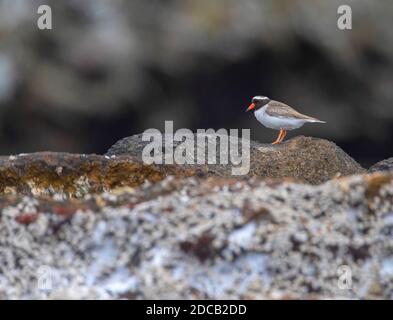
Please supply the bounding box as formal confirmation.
[0,0,392,167]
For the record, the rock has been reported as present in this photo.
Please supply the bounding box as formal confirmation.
[0,152,204,197]
[0,172,392,299]
[107,134,365,184]
[369,158,393,173]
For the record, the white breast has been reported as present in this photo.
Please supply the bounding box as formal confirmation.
[254,105,306,131]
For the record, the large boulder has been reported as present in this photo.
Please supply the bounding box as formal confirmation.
[0,172,392,299]
[369,157,393,173]
[107,134,365,184]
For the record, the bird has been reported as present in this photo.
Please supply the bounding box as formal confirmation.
[246,95,326,144]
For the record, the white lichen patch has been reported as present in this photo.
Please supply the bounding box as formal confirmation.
[0,174,392,299]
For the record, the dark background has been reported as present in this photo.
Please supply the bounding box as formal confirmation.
[0,0,392,167]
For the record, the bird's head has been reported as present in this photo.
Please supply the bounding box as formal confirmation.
[246,96,271,111]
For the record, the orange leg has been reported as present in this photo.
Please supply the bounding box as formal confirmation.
[279,129,287,143]
[272,129,284,145]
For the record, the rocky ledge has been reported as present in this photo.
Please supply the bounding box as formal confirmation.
[107,134,365,185]
[0,152,202,197]
[0,135,391,299]
[369,158,393,173]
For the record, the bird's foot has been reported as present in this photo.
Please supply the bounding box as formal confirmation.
[272,129,286,144]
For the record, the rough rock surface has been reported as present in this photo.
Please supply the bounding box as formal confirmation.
[369,158,393,173]
[0,152,204,197]
[107,134,365,184]
[0,172,392,299]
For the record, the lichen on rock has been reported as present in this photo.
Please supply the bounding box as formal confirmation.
[0,152,202,197]
[107,134,365,184]
[0,136,390,299]
[369,157,393,173]
[0,172,393,299]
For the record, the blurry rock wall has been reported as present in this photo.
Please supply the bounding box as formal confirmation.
[0,0,392,166]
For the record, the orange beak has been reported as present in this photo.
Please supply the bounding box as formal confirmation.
[246,103,256,112]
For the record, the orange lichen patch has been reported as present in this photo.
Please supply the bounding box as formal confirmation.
[15,213,38,225]
[94,196,107,208]
[104,161,164,189]
[201,177,239,188]
[365,172,393,199]
[0,152,201,197]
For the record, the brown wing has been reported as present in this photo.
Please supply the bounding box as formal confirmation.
[266,100,318,120]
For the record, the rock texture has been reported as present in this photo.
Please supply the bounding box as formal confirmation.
[0,152,204,197]
[107,134,365,184]
[0,139,390,300]
[369,158,393,173]
[0,173,392,299]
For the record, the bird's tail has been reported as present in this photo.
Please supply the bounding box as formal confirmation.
[306,118,326,123]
